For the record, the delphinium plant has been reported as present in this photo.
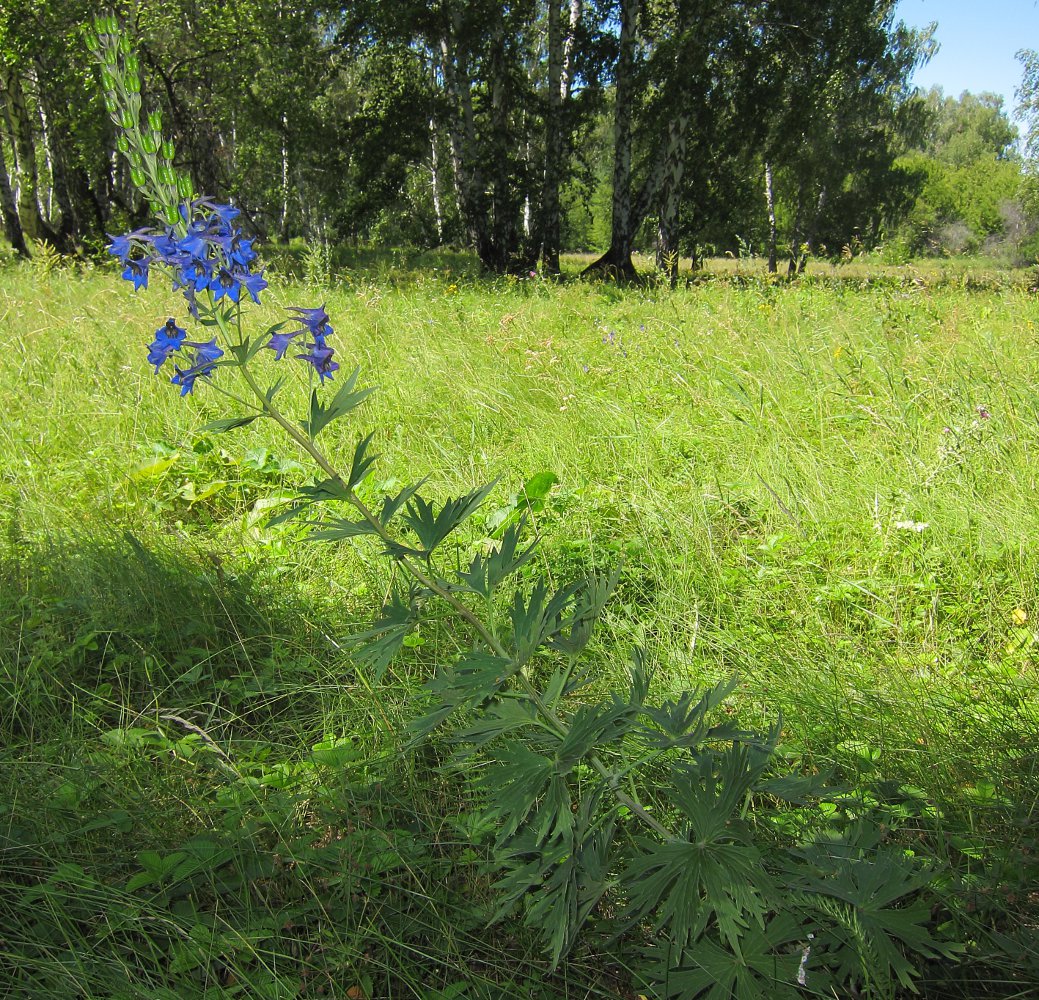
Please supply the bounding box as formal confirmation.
[88,14,960,999]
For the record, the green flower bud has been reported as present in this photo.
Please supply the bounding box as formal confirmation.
[129,150,142,168]
[157,164,176,185]
[163,205,181,226]
[125,73,140,94]
[141,134,158,155]
[161,140,176,160]
[120,109,135,130]
[147,110,163,132]
[176,175,194,199]
[119,35,131,55]
[125,55,139,75]
[116,135,130,154]
[104,97,118,115]
[130,167,147,187]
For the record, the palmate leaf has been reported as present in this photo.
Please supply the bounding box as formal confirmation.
[476,743,556,842]
[789,847,960,993]
[492,786,615,970]
[639,913,823,1000]
[306,517,379,542]
[346,588,420,680]
[546,567,620,657]
[552,701,637,776]
[401,481,498,557]
[455,518,539,598]
[638,676,741,750]
[408,651,515,739]
[301,366,375,439]
[623,747,779,951]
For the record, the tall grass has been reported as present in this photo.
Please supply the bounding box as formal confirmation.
[1,256,1037,996]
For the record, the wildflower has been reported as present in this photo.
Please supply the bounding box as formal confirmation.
[239,270,268,305]
[977,406,991,420]
[1012,608,1029,625]
[893,520,929,533]
[296,342,339,382]
[169,341,223,395]
[121,256,152,291]
[287,305,333,342]
[265,329,304,361]
[146,317,187,372]
[210,265,242,303]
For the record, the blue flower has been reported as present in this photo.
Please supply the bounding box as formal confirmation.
[169,342,223,396]
[210,266,242,303]
[239,270,268,305]
[122,256,152,291]
[147,317,187,372]
[296,342,339,382]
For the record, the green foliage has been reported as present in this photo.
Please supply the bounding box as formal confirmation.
[6,260,1039,997]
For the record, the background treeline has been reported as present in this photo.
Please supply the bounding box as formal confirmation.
[1,0,1037,274]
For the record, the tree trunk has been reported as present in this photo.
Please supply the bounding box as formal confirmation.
[440,24,490,264]
[279,113,290,242]
[654,111,691,287]
[539,0,564,274]
[0,63,50,245]
[0,131,28,256]
[583,0,640,280]
[764,160,777,274]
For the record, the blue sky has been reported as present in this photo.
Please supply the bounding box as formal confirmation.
[895,0,1036,119]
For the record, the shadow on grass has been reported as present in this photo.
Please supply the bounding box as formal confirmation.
[0,529,346,746]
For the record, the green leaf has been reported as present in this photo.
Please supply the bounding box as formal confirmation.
[409,651,516,738]
[401,481,498,556]
[306,517,380,541]
[200,415,260,434]
[456,518,539,598]
[301,367,375,438]
[346,432,379,490]
[347,589,420,680]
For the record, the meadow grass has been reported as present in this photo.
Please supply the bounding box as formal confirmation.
[1,255,1038,997]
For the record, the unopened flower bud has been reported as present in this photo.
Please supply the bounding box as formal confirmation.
[147,110,163,132]
[130,167,147,187]
[116,135,130,154]
[141,134,158,155]
[161,140,176,160]
[120,109,135,130]
[125,55,139,75]
[119,35,131,54]
[157,164,176,185]
[163,205,181,225]
[176,175,194,199]
[125,73,140,93]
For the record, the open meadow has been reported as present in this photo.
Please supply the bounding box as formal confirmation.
[2,254,1039,997]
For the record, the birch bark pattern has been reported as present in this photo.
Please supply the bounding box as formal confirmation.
[583,0,640,279]
[0,62,48,243]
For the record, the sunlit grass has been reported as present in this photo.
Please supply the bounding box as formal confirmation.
[2,255,1038,996]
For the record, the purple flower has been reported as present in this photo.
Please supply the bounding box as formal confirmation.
[288,305,333,343]
[977,406,991,420]
[296,342,339,382]
[265,329,304,361]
